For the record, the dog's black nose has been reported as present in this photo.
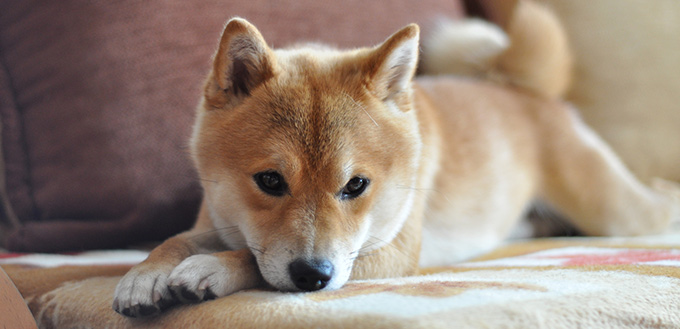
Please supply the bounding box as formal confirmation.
[288,258,334,291]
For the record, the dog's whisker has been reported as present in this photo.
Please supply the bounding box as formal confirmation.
[359,235,419,265]
[396,185,453,204]
[186,226,241,242]
[357,239,383,254]
[247,243,266,255]
[343,92,379,127]
[353,250,379,260]
[195,177,220,184]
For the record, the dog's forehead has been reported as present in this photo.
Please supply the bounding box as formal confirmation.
[229,49,400,177]
[254,77,363,168]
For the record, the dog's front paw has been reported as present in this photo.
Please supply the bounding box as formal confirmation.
[167,254,241,303]
[113,264,177,317]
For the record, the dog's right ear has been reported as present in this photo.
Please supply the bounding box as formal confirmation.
[205,18,275,109]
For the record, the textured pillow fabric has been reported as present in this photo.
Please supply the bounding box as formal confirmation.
[0,0,464,252]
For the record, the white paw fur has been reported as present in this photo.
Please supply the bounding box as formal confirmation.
[167,254,240,302]
[112,264,175,317]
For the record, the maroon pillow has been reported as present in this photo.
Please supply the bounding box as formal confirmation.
[0,0,463,252]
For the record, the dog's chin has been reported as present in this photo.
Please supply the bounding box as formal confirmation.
[264,276,348,293]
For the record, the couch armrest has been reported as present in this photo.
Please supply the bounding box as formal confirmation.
[0,266,37,329]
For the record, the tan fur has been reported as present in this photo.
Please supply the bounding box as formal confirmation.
[422,0,572,99]
[495,0,572,99]
[112,13,679,317]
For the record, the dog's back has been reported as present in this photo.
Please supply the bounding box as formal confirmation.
[415,1,678,266]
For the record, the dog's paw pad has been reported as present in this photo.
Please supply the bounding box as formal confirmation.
[118,306,134,317]
[140,304,162,317]
[180,287,202,302]
[204,289,218,301]
[115,303,158,318]
[169,284,205,303]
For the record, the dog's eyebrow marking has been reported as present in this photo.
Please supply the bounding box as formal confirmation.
[344,93,379,127]
[341,162,355,182]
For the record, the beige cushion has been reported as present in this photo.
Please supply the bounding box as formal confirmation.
[540,0,680,183]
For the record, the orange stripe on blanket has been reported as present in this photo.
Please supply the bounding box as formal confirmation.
[307,280,547,302]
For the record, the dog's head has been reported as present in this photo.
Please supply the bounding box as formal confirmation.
[190,18,421,292]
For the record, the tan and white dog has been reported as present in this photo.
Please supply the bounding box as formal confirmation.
[113,4,679,318]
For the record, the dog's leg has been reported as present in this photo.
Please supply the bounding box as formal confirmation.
[112,231,209,317]
[113,204,261,317]
[113,231,261,318]
[539,106,679,236]
[166,249,261,303]
[350,209,423,280]
[111,225,222,317]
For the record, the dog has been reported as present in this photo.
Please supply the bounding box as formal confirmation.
[113,4,679,318]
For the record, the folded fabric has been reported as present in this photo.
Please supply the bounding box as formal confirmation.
[3,234,680,328]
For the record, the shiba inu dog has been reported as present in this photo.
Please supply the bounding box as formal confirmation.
[113,4,679,318]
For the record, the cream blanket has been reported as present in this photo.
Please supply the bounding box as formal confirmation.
[3,234,680,328]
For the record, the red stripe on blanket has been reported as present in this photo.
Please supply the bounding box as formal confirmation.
[0,253,30,259]
[537,249,680,266]
[0,252,80,259]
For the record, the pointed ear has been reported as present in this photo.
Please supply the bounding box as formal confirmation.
[364,24,420,101]
[205,18,275,108]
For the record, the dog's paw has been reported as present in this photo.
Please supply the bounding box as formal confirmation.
[167,254,240,303]
[113,264,177,318]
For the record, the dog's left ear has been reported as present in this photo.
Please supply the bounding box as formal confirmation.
[364,24,420,101]
[205,18,275,109]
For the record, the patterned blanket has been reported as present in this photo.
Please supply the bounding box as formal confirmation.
[3,234,680,328]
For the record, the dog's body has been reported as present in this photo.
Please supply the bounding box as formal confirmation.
[113,7,679,318]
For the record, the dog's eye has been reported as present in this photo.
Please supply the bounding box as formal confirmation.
[254,171,288,197]
[340,177,369,200]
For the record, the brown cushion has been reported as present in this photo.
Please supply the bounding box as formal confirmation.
[0,0,463,252]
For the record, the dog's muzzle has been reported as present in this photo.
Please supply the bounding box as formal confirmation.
[288,258,334,291]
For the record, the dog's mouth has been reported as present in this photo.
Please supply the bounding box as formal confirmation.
[241,218,368,293]
[251,249,351,293]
